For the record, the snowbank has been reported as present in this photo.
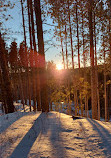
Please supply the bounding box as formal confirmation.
[0,110,111,158]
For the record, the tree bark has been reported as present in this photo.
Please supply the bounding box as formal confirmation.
[94,13,100,120]
[34,0,49,112]
[76,0,80,69]
[60,30,65,69]
[29,0,41,111]
[21,0,29,111]
[65,25,68,69]
[103,35,108,121]
[68,0,74,69]
[88,0,98,119]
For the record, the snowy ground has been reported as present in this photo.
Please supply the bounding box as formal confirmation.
[0,108,111,158]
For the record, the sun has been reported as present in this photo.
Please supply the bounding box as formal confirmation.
[56,64,63,70]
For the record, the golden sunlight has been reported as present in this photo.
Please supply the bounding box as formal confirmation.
[56,64,63,70]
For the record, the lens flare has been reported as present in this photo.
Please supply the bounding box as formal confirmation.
[56,64,62,70]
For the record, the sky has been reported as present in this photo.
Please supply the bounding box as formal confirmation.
[1,0,92,69]
[1,0,63,66]
[1,0,107,69]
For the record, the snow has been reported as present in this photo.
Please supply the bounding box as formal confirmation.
[0,105,111,158]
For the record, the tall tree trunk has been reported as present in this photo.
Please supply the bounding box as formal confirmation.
[34,0,49,112]
[68,0,74,69]
[27,0,32,49]
[65,25,68,69]
[88,0,97,119]
[60,30,65,69]
[27,0,35,111]
[21,0,28,111]
[82,7,85,68]
[103,35,108,121]
[94,13,100,120]
[29,0,36,51]
[27,0,37,111]
[81,6,88,117]
[29,0,41,111]
[109,0,111,64]
[104,53,107,122]
[76,0,80,69]
[21,0,27,46]
[20,0,26,108]
[18,66,25,111]
[109,0,111,119]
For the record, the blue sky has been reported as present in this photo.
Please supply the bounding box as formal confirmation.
[1,0,63,66]
[1,0,88,69]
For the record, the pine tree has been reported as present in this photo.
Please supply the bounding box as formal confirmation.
[65,25,68,69]
[67,0,74,69]
[88,0,98,119]
[76,0,80,69]
[0,33,15,113]
[93,12,100,120]
[0,67,8,113]
[34,0,49,112]
[9,41,18,102]
[60,29,65,69]
[28,0,41,111]
[21,0,32,110]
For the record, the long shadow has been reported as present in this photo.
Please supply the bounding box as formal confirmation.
[10,113,44,158]
[33,112,68,157]
[10,112,67,158]
[87,118,111,156]
[0,112,29,133]
[48,113,67,158]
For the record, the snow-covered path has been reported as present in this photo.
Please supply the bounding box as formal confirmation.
[0,112,111,158]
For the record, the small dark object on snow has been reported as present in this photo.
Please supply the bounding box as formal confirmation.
[72,116,83,120]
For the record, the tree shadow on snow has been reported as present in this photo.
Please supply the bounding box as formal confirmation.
[87,118,111,156]
[10,113,44,158]
[0,112,29,133]
[48,113,67,157]
[10,112,67,158]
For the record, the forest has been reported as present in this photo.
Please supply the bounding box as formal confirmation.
[0,0,111,122]
[0,0,111,158]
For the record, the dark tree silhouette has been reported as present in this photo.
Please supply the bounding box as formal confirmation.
[0,33,15,113]
[34,0,49,112]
